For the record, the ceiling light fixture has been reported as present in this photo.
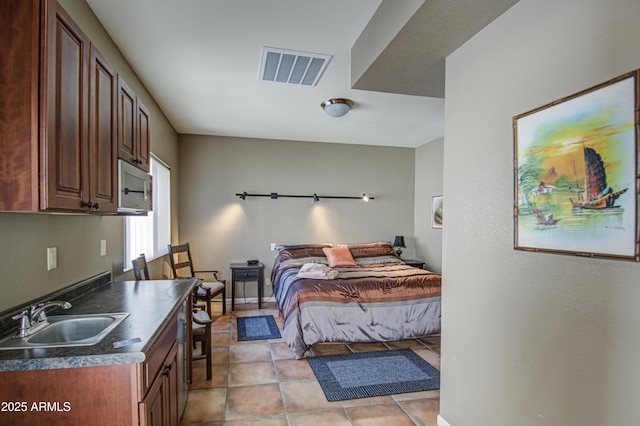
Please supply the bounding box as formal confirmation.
[321,98,354,118]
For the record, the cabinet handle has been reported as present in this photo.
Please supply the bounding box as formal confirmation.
[162,363,173,376]
[85,201,100,210]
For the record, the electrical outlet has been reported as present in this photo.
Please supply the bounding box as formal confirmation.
[47,247,57,271]
[100,240,107,256]
[270,242,277,251]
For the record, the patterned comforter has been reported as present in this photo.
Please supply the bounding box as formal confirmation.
[272,254,442,359]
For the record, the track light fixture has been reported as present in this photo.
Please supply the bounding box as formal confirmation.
[235,192,374,202]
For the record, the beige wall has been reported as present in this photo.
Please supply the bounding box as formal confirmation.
[0,0,179,313]
[440,0,640,424]
[177,135,417,298]
[414,137,443,273]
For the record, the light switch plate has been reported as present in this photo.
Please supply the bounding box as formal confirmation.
[270,242,277,251]
[100,240,107,256]
[47,247,57,270]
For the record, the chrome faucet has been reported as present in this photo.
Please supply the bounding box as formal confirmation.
[30,301,72,323]
[12,301,72,338]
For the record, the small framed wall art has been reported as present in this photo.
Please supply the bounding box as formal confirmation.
[513,69,639,261]
[432,195,443,229]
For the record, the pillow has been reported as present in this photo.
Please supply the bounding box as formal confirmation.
[322,246,357,267]
[339,242,396,258]
[277,244,332,261]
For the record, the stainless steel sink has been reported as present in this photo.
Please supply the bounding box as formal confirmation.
[0,313,129,350]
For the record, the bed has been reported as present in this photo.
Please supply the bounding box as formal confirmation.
[271,242,442,359]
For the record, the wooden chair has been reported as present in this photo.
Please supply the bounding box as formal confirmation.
[131,254,150,280]
[191,294,212,380]
[131,253,213,381]
[167,242,226,315]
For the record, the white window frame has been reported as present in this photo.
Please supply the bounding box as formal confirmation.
[124,155,171,270]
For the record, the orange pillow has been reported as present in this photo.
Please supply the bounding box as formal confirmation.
[323,246,357,267]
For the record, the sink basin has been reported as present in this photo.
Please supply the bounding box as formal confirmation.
[0,313,129,350]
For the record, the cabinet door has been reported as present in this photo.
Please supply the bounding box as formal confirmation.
[137,98,151,172]
[139,341,178,426]
[139,366,168,426]
[118,77,137,168]
[165,343,179,425]
[89,46,118,213]
[41,1,90,211]
[0,0,40,211]
[117,77,150,172]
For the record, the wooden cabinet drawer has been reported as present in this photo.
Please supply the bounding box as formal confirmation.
[234,270,259,280]
[139,315,178,398]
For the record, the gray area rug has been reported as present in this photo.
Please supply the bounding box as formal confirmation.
[236,315,281,341]
[307,349,440,401]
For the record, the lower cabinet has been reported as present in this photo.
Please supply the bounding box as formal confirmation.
[139,342,179,425]
[137,314,180,426]
[0,312,186,426]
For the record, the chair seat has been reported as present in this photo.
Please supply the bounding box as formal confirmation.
[193,309,210,321]
[191,307,212,380]
[192,309,210,334]
[197,281,225,296]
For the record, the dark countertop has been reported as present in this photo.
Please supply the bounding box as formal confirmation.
[0,277,197,372]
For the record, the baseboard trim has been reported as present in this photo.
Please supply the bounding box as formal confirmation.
[437,414,452,426]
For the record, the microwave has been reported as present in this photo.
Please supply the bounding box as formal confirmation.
[118,160,153,214]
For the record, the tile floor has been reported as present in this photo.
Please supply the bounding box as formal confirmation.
[181,302,441,426]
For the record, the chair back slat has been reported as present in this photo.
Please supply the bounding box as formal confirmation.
[132,254,150,280]
[168,243,196,278]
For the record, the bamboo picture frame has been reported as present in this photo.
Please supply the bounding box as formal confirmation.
[513,70,639,261]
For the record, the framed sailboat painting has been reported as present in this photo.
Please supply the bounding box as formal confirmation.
[513,69,639,261]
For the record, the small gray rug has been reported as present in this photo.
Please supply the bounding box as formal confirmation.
[236,315,281,341]
[307,349,439,401]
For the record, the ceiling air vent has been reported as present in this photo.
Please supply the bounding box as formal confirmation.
[259,47,332,87]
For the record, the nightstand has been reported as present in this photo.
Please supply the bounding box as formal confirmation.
[230,263,264,311]
[402,259,425,269]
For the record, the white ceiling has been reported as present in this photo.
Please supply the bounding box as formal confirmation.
[86,0,517,148]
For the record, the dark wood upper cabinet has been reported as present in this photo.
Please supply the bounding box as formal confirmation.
[117,77,137,169]
[40,1,91,211]
[0,0,147,213]
[137,99,151,172]
[0,0,45,211]
[118,77,150,172]
[89,45,118,213]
